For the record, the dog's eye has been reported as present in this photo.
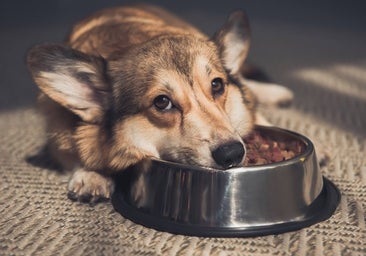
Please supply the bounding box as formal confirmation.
[153,95,173,111]
[211,78,225,96]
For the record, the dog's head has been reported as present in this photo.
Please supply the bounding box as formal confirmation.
[27,10,256,171]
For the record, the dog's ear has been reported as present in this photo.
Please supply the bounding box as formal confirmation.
[27,44,109,124]
[213,10,251,77]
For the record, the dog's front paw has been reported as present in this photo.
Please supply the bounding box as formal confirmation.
[67,168,114,204]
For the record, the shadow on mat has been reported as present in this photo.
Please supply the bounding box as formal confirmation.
[26,145,64,173]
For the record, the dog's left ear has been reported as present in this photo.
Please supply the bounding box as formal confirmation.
[27,44,109,124]
[213,10,251,77]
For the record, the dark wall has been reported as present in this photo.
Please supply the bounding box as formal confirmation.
[1,0,365,110]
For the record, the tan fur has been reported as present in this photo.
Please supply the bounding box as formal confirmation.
[37,93,80,170]
[68,5,204,59]
[27,4,270,202]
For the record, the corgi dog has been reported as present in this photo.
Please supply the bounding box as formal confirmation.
[27,4,293,203]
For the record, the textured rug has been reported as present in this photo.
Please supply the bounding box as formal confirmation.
[1,2,366,255]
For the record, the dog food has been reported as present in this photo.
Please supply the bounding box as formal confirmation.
[243,130,305,166]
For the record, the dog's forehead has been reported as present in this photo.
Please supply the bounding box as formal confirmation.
[151,37,222,80]
[152,39,225,89]
[111,36,223,82]
[156,54,218,88]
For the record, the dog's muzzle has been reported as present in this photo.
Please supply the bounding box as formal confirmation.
[211,141,245,168]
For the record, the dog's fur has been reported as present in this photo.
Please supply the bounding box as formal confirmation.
[27,4,294,203]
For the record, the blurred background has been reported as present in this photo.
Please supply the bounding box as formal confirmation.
[1,0,366,136]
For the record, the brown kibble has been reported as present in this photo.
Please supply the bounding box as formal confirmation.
[243,129,305,166]
[259,144,270,150]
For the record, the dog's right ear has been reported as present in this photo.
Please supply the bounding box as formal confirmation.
[27,44,109,124]
[213,10,251,77]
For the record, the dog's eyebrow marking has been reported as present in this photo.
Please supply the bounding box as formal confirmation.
[163,81,174,91]
[195,55,219,79]
[205,64,212,76]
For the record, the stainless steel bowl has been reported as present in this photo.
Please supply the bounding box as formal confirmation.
[112,126,340,237]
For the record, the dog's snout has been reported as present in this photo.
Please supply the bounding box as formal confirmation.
[212,141,245,168]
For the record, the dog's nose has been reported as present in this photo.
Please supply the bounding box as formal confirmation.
[212,141,245,168]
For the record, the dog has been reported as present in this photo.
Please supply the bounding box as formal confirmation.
[27,4,294,203]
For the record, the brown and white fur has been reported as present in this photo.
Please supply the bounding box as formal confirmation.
[27,4,294,203]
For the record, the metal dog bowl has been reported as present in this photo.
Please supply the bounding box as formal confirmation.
[112,126,340,237]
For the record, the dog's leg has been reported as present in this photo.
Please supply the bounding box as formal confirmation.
[241,77,294,107]
[67,168,115,204]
